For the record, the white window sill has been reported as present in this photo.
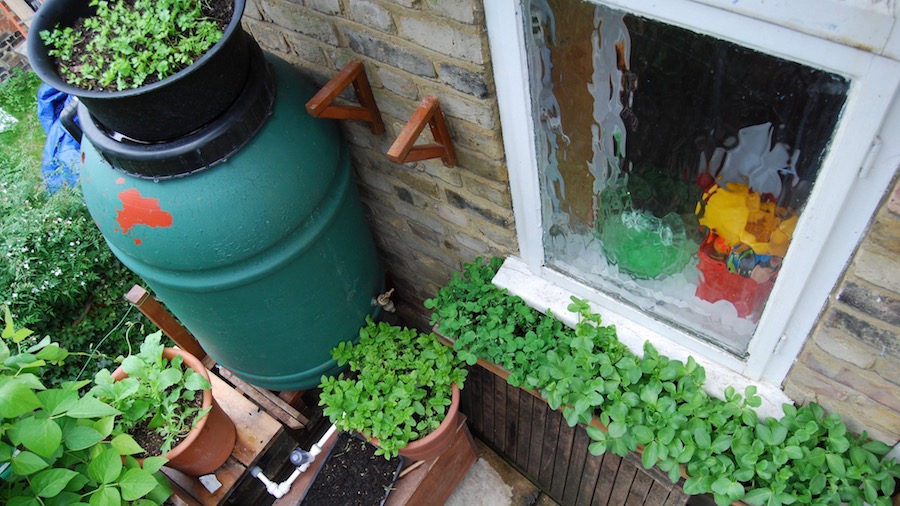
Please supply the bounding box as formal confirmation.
[493,256,793,420]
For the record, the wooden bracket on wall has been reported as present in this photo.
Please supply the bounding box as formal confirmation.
[305,60,385,134]
[387,95,457,167]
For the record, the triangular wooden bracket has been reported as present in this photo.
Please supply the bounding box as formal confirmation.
[387,94,457,167]
[305,60,385,134]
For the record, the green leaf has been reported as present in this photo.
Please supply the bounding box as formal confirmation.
[608,421,627,439]
[0,381,42,418]
[119,468,161,500]
[632,425,654,445]
[743,488,772,506]
[15,416,62,458]
[157,367,182,391]
[588,440,608,456]
[864,479,878,505]
[782,445,803,460]
[809,473,826,494]
[29,468,78,498]
[141,456,168,474]
[711,477,745,499]
[683,476,708,495]
[642,441,660,469]
[67,396,120,419]
[89,448,123,485]
[64,425,104,451]
[825,453,846,477]
[111,434,145,456]
[36,389,79,417]
[94,416,116,439]
[11,451,50,476]
[89,486,121,506]
[711,435,732,453]
[693,427,712,449]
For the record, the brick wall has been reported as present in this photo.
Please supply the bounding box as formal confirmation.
[243,0,516,328]
[0,28,28,82]
[243,0,900,446]
[784,175,900,445]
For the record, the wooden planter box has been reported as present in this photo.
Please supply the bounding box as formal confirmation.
[272,414,478,505]
[460,362,689,506]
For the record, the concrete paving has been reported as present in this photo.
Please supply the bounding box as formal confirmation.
[446,439,558,506]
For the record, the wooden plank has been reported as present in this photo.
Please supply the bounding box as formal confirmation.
[208,373,282,467]
[575,448,603,506]
[459,366,473,422]
[162,457,245,506]
[276,390,307,409]
[645,480,674,506]
[562,425,591,505]
[592,451,621,506]
[126,285,206,361]
[537,408,561,489]
[167,481,203,506]
[550,416,576,500]
[467,365,484,437]
[608,458,638,506]
[625,469,654,506]
[526,395,547,478]
[493,372,507,454]
[504,379,520,464]
[514,390,532,471]
[663,485,691,506]
[624,449,675,486]
[216,367,307,429]
[481,365,495,446]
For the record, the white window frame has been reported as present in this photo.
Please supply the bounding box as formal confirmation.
[485,0,900,415]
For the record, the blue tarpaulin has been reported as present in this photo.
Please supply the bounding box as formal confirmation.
[37,84,81,193]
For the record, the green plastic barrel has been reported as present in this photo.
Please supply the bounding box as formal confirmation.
[79,55,383,390]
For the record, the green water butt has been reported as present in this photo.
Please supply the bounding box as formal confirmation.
[79,55,383,390]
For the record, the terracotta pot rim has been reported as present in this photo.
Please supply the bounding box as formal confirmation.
[110,347,213,460]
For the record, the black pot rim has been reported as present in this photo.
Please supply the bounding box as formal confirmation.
[28,0,246,98]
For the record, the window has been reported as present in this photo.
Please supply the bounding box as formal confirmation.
[485,0,900,397]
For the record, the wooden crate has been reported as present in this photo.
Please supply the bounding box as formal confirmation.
[271,414,478,506]
[462,364,689,506]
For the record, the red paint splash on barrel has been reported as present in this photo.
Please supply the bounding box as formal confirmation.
[115,177,125,184]
[116,188,173,234]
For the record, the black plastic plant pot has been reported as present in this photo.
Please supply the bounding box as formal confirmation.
[27,0,251,142]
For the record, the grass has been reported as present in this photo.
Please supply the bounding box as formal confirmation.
[0,70,46,162]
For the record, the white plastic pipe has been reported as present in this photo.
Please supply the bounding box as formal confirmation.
[251,422,339,499]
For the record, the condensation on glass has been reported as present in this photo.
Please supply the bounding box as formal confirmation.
[524,0,850,356]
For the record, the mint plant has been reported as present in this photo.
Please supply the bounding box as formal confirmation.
[427,258,900,506]
[0,307,171,505]
[90,331,212,456]
[40,0,229,91]
[318,318,468,459]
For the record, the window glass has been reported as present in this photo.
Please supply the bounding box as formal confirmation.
[525,0,850,355]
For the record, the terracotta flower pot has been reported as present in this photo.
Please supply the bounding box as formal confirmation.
[111,348,236,476]
[371,384,461,462]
